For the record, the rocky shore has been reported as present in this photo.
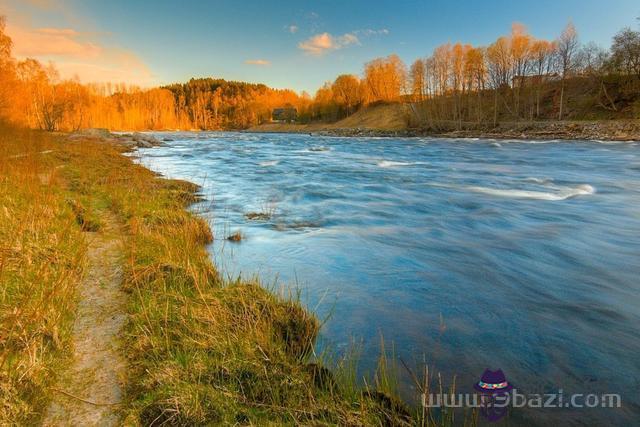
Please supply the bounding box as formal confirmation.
[70,120,640,144]
[68,128,165,148]
[251,120,640,141]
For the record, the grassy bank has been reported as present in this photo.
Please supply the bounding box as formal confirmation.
[1,125,444,425]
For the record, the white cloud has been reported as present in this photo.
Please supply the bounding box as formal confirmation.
[244,59,270,66]
[298,32,360,56]
[287,25,298,34]
[297,27,389,56]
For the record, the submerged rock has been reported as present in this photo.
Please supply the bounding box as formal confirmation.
[244,212,272,220]
[226,230,243,242]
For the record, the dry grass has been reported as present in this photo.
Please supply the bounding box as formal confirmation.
[0,125,85,424]
[0,123,465,426]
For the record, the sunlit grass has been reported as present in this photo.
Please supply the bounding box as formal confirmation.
[0,125,85,424]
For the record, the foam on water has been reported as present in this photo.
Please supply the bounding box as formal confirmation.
[378,160,415,167]
[524,177,553,184]
[465,183,595,201]
[259,160,279,167]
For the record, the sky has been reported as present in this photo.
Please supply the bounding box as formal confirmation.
[1,0,638,93]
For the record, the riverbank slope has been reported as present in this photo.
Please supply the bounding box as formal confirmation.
[249,103,640,141]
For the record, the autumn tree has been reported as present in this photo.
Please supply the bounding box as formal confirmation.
[464,47,486,122]
[0,16,15,120]
[486,36,513,124]
[58,79,90,131]
[431,44,452,96]
[16,59,50,129]
[331,74,362,116]
[313,82,337,121]
[409,59,426,101]
[510,23,533,117]
[364,54,407,103]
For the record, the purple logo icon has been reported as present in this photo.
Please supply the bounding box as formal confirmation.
[474,369,513,422]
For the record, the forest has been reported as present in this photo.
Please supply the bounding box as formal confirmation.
[1,16,639,131]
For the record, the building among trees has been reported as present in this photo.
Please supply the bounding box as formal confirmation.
[271,107,298,123]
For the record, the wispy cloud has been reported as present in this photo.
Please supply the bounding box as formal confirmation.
[6,22,156,86]
[9,25,101,57]
[3,0,58,8]
[287,25,298,34]
[244,59,270,66]
[298,32,360,55]
[355,28,390,37]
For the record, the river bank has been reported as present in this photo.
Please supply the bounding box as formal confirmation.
[248,104,640,141]
[0,125,423,425]
[335,120,640,141]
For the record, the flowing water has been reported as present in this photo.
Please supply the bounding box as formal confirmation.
[135,132,640,425]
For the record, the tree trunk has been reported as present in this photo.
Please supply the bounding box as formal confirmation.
[493,90,498,127]
[558,79,565,121]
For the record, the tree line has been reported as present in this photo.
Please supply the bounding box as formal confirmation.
[304,19,640,126]
[0,16,307,131]
[1,15,639,131]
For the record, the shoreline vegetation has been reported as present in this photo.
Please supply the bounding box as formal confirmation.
[2,124,467,425]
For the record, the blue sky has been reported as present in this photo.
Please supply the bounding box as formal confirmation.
[2,0,639,92]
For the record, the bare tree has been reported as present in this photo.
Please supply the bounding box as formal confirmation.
[556,22,579,120]
[609,27,640,77]
[577,42,618,111]
[486,36,513,125]
[531,39,556,118]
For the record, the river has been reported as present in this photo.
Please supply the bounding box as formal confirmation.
[134,132,640,425]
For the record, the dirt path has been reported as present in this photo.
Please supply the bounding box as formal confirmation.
[43,214,127,426]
